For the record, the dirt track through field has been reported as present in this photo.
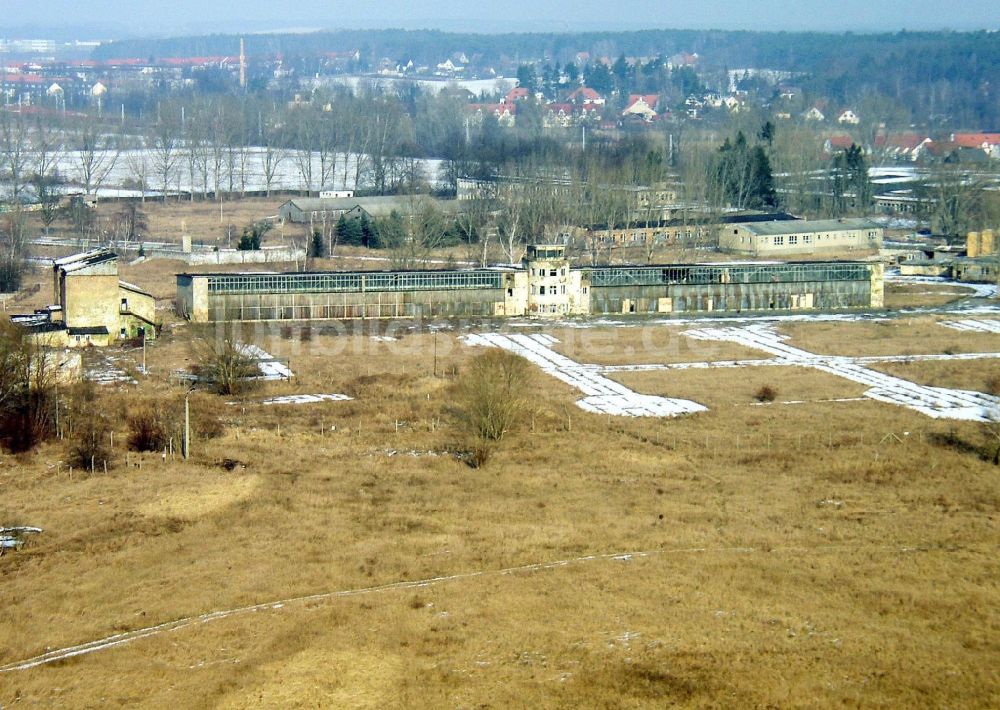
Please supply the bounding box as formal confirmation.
[0,542,978,673]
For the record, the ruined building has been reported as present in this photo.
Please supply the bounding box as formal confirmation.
[177,245,883,322]
[12,250,157,347]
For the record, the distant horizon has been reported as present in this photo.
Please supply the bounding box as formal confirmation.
[2,22,999,45]
[2,0,999,41]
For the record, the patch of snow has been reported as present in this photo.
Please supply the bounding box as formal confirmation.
[462,332,706,418]
[939,319,1000,334]
[236,344,293,380]
[259,393,352,405]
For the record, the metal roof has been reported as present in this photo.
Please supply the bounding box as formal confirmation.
[53,249,117,273]
[739,218,879,237]
[281,195,457,217]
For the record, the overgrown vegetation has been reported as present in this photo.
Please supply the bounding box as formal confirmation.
[454,350,533,466]
[190,329,261,396]
[753,384,778,403]
[0,322,57,452]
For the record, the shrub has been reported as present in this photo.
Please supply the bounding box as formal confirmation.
[188,393,225,439]
[0,322,58,452]
[68,414,112,471]
[456,349,533,442]
[190,329,260,396]
[754,384,778,403]
[127,406,169,452]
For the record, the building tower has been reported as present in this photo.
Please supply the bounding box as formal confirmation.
[239,37,247,90]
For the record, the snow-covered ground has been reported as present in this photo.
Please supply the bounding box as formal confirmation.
[939,319,1000,334]
[685,325,1000,422]
[237,344,293,380]
[463,332,706,418]
[51,148,443,195]
[260,393,352,405]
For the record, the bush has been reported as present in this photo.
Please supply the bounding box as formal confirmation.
[127,394,224,451]
[0,322,58,452]
[455,349,533,442]
[127,406,170,452]
[68,414,112,471]
[754,384,778,403]
[190,330,260,396]
[188,393,225,439]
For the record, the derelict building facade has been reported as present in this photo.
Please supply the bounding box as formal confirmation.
[177,246,883,323]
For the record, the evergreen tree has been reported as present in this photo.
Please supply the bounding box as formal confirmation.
[515,64,537,93]
[336,213,363,246]
[584,62,614,95]
[714,132,776,210]
[309,228,325,258]
[359,213,377,248]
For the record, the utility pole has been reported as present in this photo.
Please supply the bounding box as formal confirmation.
[183,391,191,460]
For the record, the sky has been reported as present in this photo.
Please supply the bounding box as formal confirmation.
[3,0,999,37]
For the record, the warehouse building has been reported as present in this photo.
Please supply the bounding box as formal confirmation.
[719,218,883,256]
[277,195,456,224]
[176,245,882,322]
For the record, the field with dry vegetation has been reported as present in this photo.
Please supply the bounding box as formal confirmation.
[1,298,999,706]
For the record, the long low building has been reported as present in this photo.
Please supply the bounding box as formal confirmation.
[719,218,884,256]
[177,245,883,322]
[278,195,458,224]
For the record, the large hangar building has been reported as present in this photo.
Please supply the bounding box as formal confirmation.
[176,245,883,323]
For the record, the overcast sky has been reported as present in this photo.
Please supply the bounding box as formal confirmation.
[4,0,999,36]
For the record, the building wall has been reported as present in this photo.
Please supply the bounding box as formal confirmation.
[966,230,996,258]
[720,224,883,255]
[590,279,876,314]
[201,287,508,322]
[62,272,119,335]
[523,254,591,316]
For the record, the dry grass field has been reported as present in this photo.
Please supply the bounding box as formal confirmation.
[778,317,1000,357]
[2,308,1000,707]
[882,282,970,309]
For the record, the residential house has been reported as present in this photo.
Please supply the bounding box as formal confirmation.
[802,105,826,122]
[837,109,860,125]
[667,52,699,70]
[567,86,605,106]
[950,132,1000,159]
[623,94,659,122]
[875,132,933,161]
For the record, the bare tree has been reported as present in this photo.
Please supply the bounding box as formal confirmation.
[73,116,120,199]
[30,116,64,235]
[190,326,260,396]
[0,319,58,453]
[150,113,181,201]
[455,349,534,454]
[124,137,150,203]
[0,208,28,292]
[0,111,30,201]
[259,121,287,198]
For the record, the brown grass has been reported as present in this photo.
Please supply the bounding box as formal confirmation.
[869,359,1000,393]
[779,317,1000,357]
[883,282,970,309]
[550,324,766,365]
[1,322,999,707]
